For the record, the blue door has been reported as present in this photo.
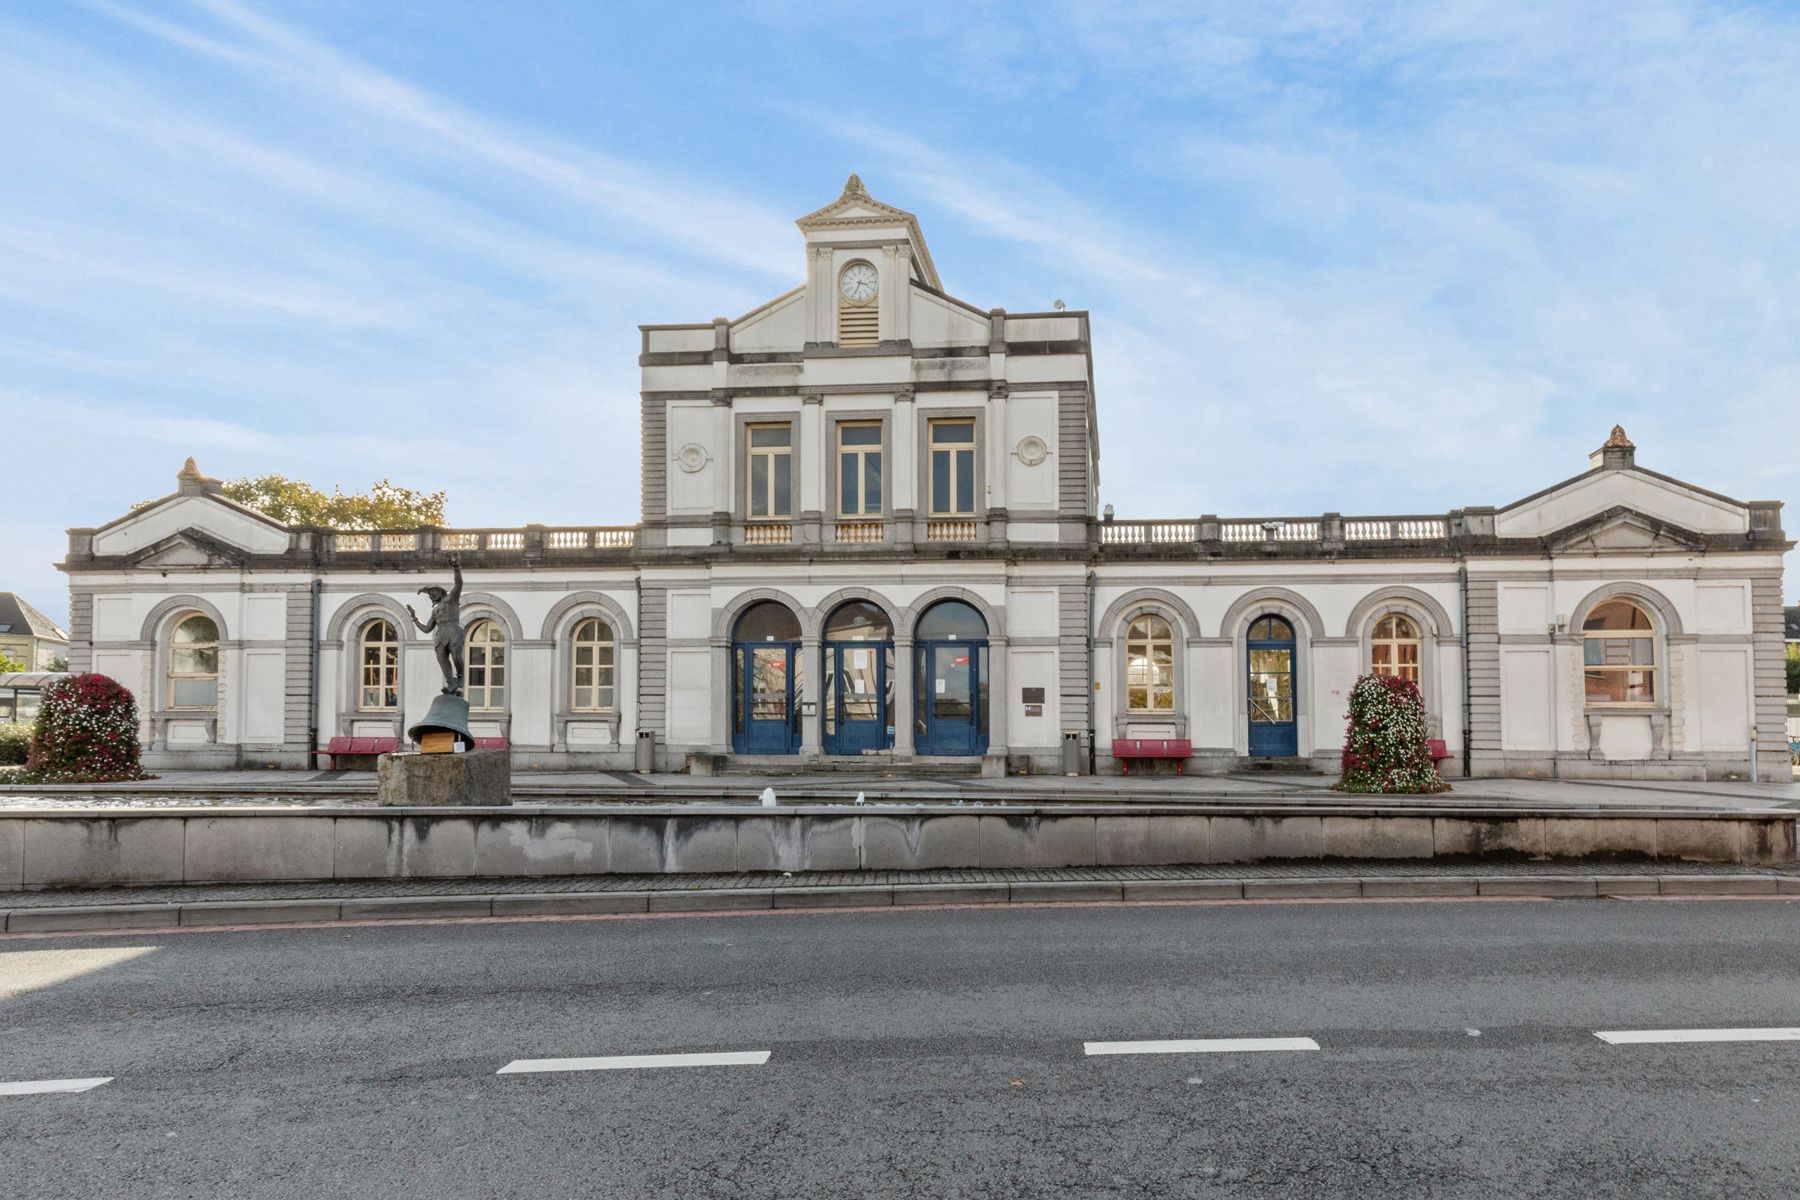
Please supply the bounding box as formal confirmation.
[916,640,988,756]
[1247,615,1298,757]
[733,641,799,755]
[824,640,891,755]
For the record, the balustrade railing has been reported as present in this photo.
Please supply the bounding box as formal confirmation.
[835,522,884,544]
[1344,517,1449,541]
[329,526,636,554]
[1099,520,1195,545]
[927,520,979,542]
[744,523,793,545]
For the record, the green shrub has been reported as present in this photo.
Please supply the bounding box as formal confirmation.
[20,673,150,784]
[1332,673,1450,795]
[0,722,30,766]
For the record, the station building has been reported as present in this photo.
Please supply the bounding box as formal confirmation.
[60,177,1793,781]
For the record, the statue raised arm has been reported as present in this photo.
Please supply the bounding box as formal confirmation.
[412,554,467,695]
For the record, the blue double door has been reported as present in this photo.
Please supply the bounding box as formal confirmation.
[732,640,800,755]
[915,640,989,757]
[823,640,891,755]
[1247,616,1298,757]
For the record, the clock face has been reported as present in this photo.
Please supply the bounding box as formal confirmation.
[839,262,878,304]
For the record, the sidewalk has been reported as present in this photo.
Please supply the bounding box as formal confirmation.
[6,859,1798,935]
[4,768,1797,813]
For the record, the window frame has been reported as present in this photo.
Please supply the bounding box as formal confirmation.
[1124,613,1176,714]
[927,418,978,518]
[357,619,400,712]
[465,618,508,712]
[836,420,884,518]
[744,421,794,521]
[166,612,220,711]
[1369,613,1422,684]
[569,616,616,713]
[1581,598,1658,707]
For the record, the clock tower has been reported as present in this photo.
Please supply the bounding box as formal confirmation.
[795,173,941,349]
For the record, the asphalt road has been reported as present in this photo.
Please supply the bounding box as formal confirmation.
[4,898,1800,1199]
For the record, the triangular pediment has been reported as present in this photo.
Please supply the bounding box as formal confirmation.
[128,530,252,569]
[1546,507,1710,554]
[1495,466,1749,539]
[794,174,941,289]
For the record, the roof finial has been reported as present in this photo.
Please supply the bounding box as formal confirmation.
[843,172,866,197]
[1604,424,1634,449]
[176,456,223,496]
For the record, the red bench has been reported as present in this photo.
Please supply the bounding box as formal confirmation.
[474,737,510,752]
[1113,738,1193,775]
[1427,738,1451,763]
[323,736,399,769]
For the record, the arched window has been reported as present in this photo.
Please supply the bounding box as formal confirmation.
[734,602,803,643]
[466,619,507,711]
[1125,614,1175,712]
[358,619,399,711]
[915,600,987,640]
[824,601,891,641]
[168,613,219,709]
[570,618,615,712]
[1583,599,1655,704]
[1370,613,1420,682]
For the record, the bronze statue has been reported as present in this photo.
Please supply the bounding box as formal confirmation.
[408,554,465,695]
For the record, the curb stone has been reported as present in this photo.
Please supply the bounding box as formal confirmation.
[4,874,1794,933]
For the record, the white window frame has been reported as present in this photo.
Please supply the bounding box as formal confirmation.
[1370,613,1421,683]
[358,619,400,712]
[570,617,616,713]
[837,421,883,518]
[465,619,508,712]
[167,612,219,711]
[1125,614,1175,713]
[1582,599,1657,706]
[927,419,977,517]
[746,423,793,520]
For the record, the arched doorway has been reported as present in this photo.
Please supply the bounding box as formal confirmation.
[914,600,989,757]
[732,602,802,755]
[1247,614,1297,757]
[823,601,893,756]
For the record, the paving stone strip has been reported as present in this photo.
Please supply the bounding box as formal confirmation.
[4,858,1797,911]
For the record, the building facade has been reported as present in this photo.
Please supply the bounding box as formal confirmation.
[59,177,1793,781]
[0,593,69,672]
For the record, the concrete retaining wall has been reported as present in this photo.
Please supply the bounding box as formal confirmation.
[0,806,1791,891]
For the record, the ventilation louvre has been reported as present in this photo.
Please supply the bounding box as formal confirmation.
[837,302,879,347]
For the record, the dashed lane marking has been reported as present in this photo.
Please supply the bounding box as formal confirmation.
[1084,1038,1320,1056]
[1594,1027,1800,1046]
[0,1077,113,1096]
[497,1051,771,1074]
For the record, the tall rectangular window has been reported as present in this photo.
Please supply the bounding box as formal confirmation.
[928,419,976,516]
[746,424,792,519]
[838,422,882,517]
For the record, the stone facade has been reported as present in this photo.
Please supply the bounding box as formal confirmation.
[58,178,1792,782]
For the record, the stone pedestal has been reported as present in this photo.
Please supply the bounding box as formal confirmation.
[376,748,512,807]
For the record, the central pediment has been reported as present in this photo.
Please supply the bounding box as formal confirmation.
[128,529,254,569]
[1546,507,1710,554]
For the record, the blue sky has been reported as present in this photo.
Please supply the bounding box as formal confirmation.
[4,1,1797,626]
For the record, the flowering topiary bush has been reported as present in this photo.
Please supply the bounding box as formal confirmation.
[1333,673,1449,794]
[21,673,151,784]
[0,722,31,767]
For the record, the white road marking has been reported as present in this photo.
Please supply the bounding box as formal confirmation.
[0,1077,113,1097]
[497,1051,771,1074]
[1594,1027,1800,1046]
[1084,1038,1320,1056]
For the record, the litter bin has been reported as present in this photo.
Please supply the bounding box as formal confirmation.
[635,729,655,774]
[1061,731,1083,777]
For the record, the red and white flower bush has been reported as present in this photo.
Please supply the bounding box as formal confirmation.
[22,673,151,784]
[1333,673,1448,795]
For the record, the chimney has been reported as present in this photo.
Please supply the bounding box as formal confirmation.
[1588,425,1636,471]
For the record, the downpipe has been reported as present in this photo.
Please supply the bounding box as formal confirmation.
[305,575,321,771]
[1086,568,1098,776]
[1457,562,1471,778]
